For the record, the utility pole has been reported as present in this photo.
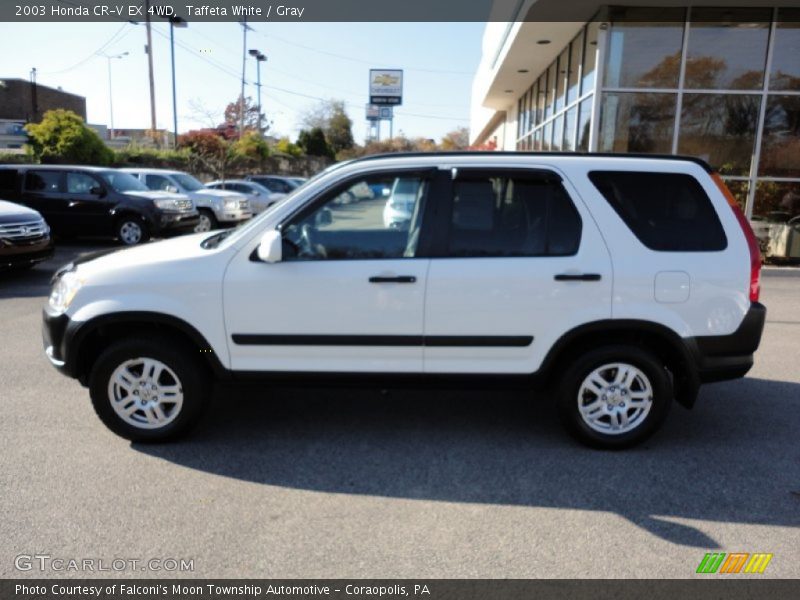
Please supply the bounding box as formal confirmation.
[100,52,129,139]
[29,68,38,121]
[248,49,267,135]
[144,0,158,145]
[239,18,253,139]
[168,16,187,148]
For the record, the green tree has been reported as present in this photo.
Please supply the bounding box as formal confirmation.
[326,101,354,154]
[24,109,113,165]
[300,99,354,155]
[297,127,333,158]
[275,136,303,157]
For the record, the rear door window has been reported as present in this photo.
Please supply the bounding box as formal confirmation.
[588,171,727,251]
[24,170,62,193]
[446,173,582,257]
[0,169,17,194]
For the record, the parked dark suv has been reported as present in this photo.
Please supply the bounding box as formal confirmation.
[0,166,199,245]
[0,199,54,270]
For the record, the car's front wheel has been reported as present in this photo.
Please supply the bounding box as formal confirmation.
[194,209,217,233]
[556,345,672,449]
[116,217,149,246]
[89,337,210,442]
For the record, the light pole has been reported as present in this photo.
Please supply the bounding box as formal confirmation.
[248,49,267,135]
[168,15,187,148]
[100,51,128,139]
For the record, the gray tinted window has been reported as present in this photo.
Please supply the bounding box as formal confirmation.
[25,171,61,192]
[589,171,727,251]
[447,176,581,257]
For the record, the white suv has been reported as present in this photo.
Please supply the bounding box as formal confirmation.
[43,153,765,448]
[121,168,251,232]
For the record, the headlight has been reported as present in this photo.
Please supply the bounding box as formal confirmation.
[48,271,84,314]
[153,198,182,210]
[224,199,240,209]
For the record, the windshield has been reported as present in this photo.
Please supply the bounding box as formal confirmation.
[172,173,206,192]
[99,171,149,193]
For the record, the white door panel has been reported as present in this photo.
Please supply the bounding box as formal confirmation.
[223,259,428,372]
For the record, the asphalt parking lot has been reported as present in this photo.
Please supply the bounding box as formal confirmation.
[1,242,798,579]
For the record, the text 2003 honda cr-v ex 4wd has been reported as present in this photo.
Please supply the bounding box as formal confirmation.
[42,153,766,449]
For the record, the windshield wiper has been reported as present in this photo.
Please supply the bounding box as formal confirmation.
[200,230,232,249]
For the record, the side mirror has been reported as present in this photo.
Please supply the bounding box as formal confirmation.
[256,230,282,263]
[165,185,179,193]
[316,208,333,227]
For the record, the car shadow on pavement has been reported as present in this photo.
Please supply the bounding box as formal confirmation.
[134,376,800,549]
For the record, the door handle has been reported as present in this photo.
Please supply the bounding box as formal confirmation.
[554,273,602,282]
[369,275,417,283]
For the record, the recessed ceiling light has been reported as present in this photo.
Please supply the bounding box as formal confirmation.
[504,89,514,93]
[517,69,529,73]
[537,39,551,45]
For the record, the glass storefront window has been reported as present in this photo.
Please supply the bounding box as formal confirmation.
[567,30,583,104]
[552,114,564,152]
[603,9,685,89]
[685,8,771,90]
[543,121,552,152]
[759,95,800,178]
[546,65,557,119]
[723,180,749,213]
[537,74,547,124]
[751,182,800,260]
[533,128,543,151]
[583,22,599,95]
[678,93,761,176]
[770,10,800,91]
[531,82,540,128]
[753,181,800,222]
[563,107,577,151]
[577,97,593,151]
[555,48,569,112]
[599,92,677,153]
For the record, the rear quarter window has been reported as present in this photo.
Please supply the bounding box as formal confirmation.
[588,171,727,252]
[0,169,18,194]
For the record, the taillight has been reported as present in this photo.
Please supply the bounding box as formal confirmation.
[711,173,761,302]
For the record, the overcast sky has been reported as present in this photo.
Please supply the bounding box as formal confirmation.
[1,21,483,143]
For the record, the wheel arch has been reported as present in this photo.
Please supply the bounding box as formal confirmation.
[538,320,700,408]
[67,311,228,386]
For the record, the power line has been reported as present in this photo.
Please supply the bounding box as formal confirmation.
[39,22,131,75]
[253,28,473,76]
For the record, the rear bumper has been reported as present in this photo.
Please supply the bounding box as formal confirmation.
[690,302,767,383]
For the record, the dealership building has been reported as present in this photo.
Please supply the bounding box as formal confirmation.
[470,2,800,239]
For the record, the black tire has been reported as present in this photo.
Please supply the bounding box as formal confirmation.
[88,336,210,442]
[194,209,217,233]
[556,345,672,449]
[115,216,150,246]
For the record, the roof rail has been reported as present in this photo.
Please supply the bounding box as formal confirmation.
[348,151,714,173]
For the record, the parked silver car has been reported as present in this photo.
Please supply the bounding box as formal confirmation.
[206,179,286,214]
[121,168,251,232]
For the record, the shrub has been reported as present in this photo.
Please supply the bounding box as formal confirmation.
[232,131,271,159]
[275,136,303,158]
[24,109,114,165]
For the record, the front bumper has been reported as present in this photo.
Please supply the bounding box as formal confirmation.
[0,236,54,270]
[153,210,200,234]
[215,207,252,224]
[691,302,767,383]
[42,308,72,377]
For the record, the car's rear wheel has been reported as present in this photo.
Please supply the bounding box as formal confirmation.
[194,209,217,233]
[116,217,149,246]
[89,337,210,442]
[556,345,672,449]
